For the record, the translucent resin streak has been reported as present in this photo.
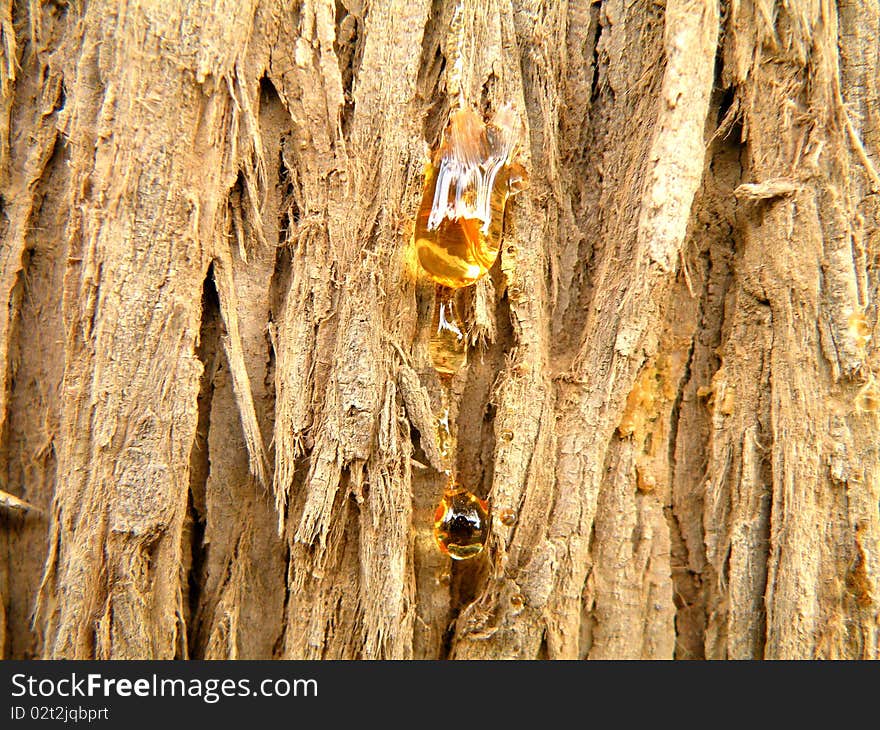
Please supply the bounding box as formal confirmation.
[413,106,521,289]
[429,294,466,377]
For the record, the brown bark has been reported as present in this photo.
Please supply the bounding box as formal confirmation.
[0,0,878,659]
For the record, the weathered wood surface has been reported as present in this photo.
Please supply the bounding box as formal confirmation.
[0,0,877,659]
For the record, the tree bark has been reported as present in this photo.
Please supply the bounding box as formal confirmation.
[1,0,878,659]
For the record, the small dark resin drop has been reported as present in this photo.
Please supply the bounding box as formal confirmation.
[433,487,489,560]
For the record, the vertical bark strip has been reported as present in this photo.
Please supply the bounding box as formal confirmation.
[0,0,878,659]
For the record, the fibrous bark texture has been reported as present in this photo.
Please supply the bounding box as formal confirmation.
[1,0,878,659]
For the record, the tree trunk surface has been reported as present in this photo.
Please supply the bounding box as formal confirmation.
[1,0,878,659]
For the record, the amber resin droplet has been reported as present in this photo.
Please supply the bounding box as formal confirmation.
[433,487,489,560]
[414,106,524,289]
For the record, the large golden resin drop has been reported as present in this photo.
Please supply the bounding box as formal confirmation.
[414,106,523,289]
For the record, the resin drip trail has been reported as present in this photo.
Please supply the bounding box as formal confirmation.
[429,287,489,559]
[412,104,523,561]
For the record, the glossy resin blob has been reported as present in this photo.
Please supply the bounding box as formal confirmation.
[413,105,523,289]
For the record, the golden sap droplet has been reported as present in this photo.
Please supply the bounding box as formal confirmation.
[499,508,517,526]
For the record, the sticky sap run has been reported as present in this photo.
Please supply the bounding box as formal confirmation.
[429,296,465,377]
[414,106,524,289]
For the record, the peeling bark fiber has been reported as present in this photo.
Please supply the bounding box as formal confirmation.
[1,0,879,659]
